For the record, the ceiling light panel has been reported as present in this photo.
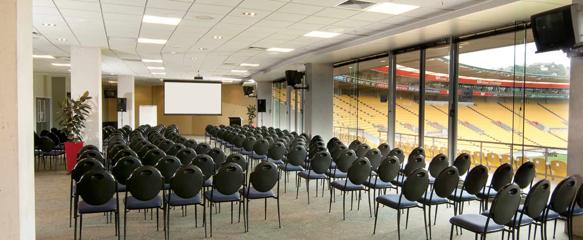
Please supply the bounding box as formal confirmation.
[143,15,181,25]
[138,38,167,45]
[304,31,341,38]
[240,63,260,67]
[147,66,165,70]
[52,63,71,67]
[266,47,295,53]
[142,59,163,63]
[365,2,419,15]
[33,55,55,59]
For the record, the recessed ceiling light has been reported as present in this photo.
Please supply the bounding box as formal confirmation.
[304,31,342,38]
[142,59,163,63]
[242,12,256,16]
[213,36,223,40]
[108,80,116,84]
[199,47,207,51]
[42,23,56,27]
[152,72,166,75]
[138,38,167,45]
[57,38,67,42]
[170,51,177,55]
[33,55,55,59]
[142,15,181,25]
[195,15,214,20]
[231,70,248,73]
[52,63,71,67]
[147,66,165,70]
[365,2,419,15]
[240,63,260,67]
[266,47,294,53]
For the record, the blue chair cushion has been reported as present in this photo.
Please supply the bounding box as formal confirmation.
[240,150,253,156]
[78,198,117,213]
[125,196,162,209]
[418,195,449,205]
[448,190,479,202]
[232,147,242,152]
[450,214,505,233]
[280,164,304,172]
[252,153,267,160]
[239,187,275,199]
[166,193,201,206]
[269,159,285,165]
[391,176,407,186]
[481,210,534,227]
[572,206,583,216]
[326,170,347,178]
[476,187,498,199]
[364,177,393,189]
[203,178,213,187]
[376,194,418,209]
[204,190,241,202]
[298,170,328,179]
[331,179,365,191]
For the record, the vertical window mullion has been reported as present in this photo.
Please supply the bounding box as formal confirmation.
[419,49,426,147]
[448,37,459,162]
[388,52,397,148]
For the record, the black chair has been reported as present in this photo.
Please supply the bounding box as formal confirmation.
[111,149,138,167]
[192,154,216,188]
[449,184,522,240]
[208,147,227,167]
[112,156,142,192]
[280,145,307,193]
[427,153,449,184]
[329,157,371,220]
[137,144,158,158]
[183,139,198,150]
[297,151,332,204]
[327,149,356,184]
[143,148,166,166]
[364,155,400,217]
[69,158,105,228]
[378,143,391,157]
[165,143,186,156]
[38,136,61,170]
[373,168,429,240]
[393,154,426,188]
[538,175,578,240]
[195,142,212,155]
[204,163,245,237]
[267,142,287,166]
[240,136,257,158]
[448,165,489,216]
[240,161,281,232]
[250,139,269,166]
[155,156,182,190]
[453,153,471,177]
[513,161,536,194]
[226,153,248,174]
[158,139,175,152]
[123,166,165,239]
[387,148,405,166]
[165,165,204,239]
[78,150,106,166]
[419,166,460,239]
[74,169,119,240]
[355,143,371,158]
[348,139,362,151]
[477,163,513,211]
[175,147,197,165]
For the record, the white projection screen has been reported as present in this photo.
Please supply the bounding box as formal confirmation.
[164,80,222,115]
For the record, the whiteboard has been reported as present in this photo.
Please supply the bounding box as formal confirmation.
[164,81,222,115]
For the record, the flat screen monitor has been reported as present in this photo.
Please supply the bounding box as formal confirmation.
[164,80,222,115]
[531,5,575,53]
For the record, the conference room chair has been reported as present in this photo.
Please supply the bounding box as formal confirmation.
[538,175,578,239]
[38,136,62,170]
[123,166,165,239]
[183,139,198,150]
[78,149,106,167]
[111,149,138,168]
[448,165,488,216]
[165,165,204,239]
[267,141,287,166]
[208,147,227,167]
[111,156,142,193]
[378,143,391,157]
[175,147,197,165]
[192,154,216,188]
[326,137,341,151]
[142,148,166,166]
[449,184,522,240]
[477,163,513,211]
[280,145,307,193]
[567,184,583,239]
[419,166,460,239]
[355,143,371,158]
[250,139,269,167]
[155,156,182,191]
[364,155,400,217]
[195,142,212,155]
[226,153,249,180]
[204,163,245,237]
[373,168,429,240]
[69,158,105,228]
[348,139,362,151]
[165,143,186,156]
[393,153,426,189]
[73,169,119,240]
[230,134,246,154]
[329,157,372,220]
[427,153,449,184]
[240,161,281,232]
[387,148,406,168]
[297,151,332,204]
[453,153,472,177]
[157,139,175,153]
[327,149,357,196]
[513,161,536,195]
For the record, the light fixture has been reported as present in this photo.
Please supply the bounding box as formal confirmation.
[142,59,163,63]
[365,2,419,15]
[240,63,260,67]
[266,47,294,53]
[242,12,256,16]
[195,15,214,20]
[199,47,207,51]
[147,66,165,70]
[138,38,167,45]
[213,36,223,40]
[142,15,181,25]
[52,63,71,67]
[57,38,67,42]
[304,31,341,38]
[108,80,116,84]
[33,55,55,59]
[42,23,56,27]
[231,70,248,73]
[152,72,166,75]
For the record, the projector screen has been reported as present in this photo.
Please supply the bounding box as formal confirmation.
[164,80,222,115]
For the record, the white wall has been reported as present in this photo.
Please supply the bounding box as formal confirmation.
[256,82,273,127]
[304,63,334,140]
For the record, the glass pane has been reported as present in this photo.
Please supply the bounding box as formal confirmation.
[333,63,359,143]
[356,57,389,146]
[395,51,420,153]
[424,46,450,159]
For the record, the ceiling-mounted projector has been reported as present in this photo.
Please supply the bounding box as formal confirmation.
[194,71,203,80]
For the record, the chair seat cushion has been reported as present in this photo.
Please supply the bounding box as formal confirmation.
[326,170,347,178]
[450,214,505,233]
[166,193,201,206]
[476,187,498,199]
[572,207,583,216]
[252,153,267,160]
[331,179,365,191]
[232,147,242,152]
[79,198,117,213]
[376,194,418,209]
[125,196,162,209]
[448,190,479,202]
[240,150,253,156]
[298,170,328,179]
[481,210,533,227]
[204,190,241,202]
[203,178,213,187]
[279,164,304,172]
[364,178,393,189]
[419,195,449,205]
[269,159,284,165]
[239,187,275,199]
[391,176,407,186]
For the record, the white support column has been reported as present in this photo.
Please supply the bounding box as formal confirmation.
[569,54,583,237]
[117,75,135,129]
[71,47,102,149]
[0,0,35,239]
[256,82,273,127]
[304,63,334,140]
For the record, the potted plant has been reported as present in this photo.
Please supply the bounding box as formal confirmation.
[59,91,92,172]
[246,104,257,126]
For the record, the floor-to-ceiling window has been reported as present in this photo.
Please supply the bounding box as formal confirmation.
[395,51,420,153]
[333,63,359,143]
[424,45,450,159]
[356,57,389,146]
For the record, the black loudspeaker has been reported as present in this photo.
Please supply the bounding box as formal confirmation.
[243,86,254,96]
[117,98,127,112]
[380,95,388,103]
[257,99,266,113]
[285,70,304,86]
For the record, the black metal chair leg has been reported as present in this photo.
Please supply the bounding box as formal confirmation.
[423,206,428,240]
[79,214,83,240]
[373,202,380,234]
[306,178,310,204]
[343,191,346,220]
[405,208,410,229]
[397,208,401,240]
[277,196,281,228]
[450,224,454,240]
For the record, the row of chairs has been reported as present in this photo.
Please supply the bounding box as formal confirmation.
[34,128,66,170]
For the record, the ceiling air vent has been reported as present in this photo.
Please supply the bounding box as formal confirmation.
[337,0,375,10]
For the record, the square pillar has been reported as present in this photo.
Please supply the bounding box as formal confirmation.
[117,75,135,129]
[304,63,334,140]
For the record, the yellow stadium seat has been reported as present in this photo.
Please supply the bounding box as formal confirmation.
[533,158,547,177]
[550,160,567,179]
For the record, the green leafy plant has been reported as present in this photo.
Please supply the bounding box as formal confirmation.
[246,104,257,125]
[59,91,92,142]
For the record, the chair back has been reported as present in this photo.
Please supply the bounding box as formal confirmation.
[408,147,425,159]
[250,162,279,192]
[155,156,182,183]
[183,139,198,149]
[336,149,358,172]
[195,143,212,155]
[463,165,489,195]
[78,150,105,166]
[138,144,157,158]
[387,148,405,164]
[286,145,308,166]
[243,136,257,151]
[403,168,429,201]
[403,154,426,176]
[331,145,348,162]
[112,156,142,185]
[310,151,332,174]
[348,139,362,151]
[38,136,56,152]
[143,148,166,166]
[309,146,327,159]
[175,148,197,165]
[208,147,227,166]
[513,161,536,189]
[158,139,175,152]
[549,175,579,215]
[378,143,391,157]
[490,184,522,225]
[77,169,116,205]
[72,158,105,182]
[428,153,449,178]
[377,156,400,183]
[326,137,341,151]
[79,145,99,154]
[522,180,551,219]
[365,148,382,171]
[453,153,471,176]
[253,139,270,156]
[170,165,204,199]
[433,166,459,198]
[214,163,244,195]
[192,154,216,180]
[268,142,287,161]
[491,163,514,191]
[356,144,371,158]
[234,134,246,148]
[126,166,164,201]
[347,157,372,185]
[227,153,248,171]
[112,149,138,165]
[166,143,186,156]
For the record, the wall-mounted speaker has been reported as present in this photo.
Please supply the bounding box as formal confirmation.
[257,99,266,113]
[117,98,127,112]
